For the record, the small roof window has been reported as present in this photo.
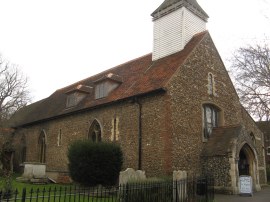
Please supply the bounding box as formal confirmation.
[65,84,92,108]
[94,73,122,99]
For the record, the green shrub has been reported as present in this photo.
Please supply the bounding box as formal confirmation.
[0,171,13,199]
[68,140,123,186]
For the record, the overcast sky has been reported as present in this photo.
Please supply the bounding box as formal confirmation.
[0,0,269,102]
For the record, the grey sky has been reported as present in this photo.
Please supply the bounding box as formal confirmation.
[0,0,269,102]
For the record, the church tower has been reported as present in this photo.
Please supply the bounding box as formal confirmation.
[151,0,209,61]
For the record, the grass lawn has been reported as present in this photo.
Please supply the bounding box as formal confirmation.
[0,174,117,202]
[0,173,70,192]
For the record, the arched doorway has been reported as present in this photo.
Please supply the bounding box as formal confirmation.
[238,143,257,179]
[38,130,47,163]
[238,143,258,187]
[88,120,102,142]
[238,150,249,175]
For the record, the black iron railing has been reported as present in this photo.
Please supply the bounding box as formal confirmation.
[0,177,214,202]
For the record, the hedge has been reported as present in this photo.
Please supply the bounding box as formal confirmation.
[68,140,123,186]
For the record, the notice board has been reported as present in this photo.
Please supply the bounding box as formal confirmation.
[239,175,253,196]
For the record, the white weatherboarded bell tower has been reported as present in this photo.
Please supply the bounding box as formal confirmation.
[151,0,209,61]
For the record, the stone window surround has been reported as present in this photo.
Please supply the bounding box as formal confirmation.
[110,116,120,141]
[38,129,47,163]
[57,129,62,147]
[202,102,224,142]
[88,119,103,142]
[207,72,217,96]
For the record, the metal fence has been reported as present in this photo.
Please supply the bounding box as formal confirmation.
[0,177,214,202]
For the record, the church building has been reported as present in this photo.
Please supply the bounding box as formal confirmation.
[9,0,267,194]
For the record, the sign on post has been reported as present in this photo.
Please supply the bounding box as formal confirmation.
[239,175,253,196]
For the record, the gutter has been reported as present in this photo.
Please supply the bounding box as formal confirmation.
[12,88,167,129]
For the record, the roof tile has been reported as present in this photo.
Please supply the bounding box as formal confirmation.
[10,31,208,127]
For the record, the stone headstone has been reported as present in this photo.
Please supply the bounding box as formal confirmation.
[173,170,187,202]
[119,168,146,185]
[18,162,47,183]
[22,163,34,179]
[173,170,187,181]
[32,164,46,178]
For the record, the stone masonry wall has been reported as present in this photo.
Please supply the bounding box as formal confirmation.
[165,34,266,185]
[201,156,231,193]
[166,34,242,174]
[12,93,172,177]
[13,101,138,173]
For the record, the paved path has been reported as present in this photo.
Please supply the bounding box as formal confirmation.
[214,185,270,202]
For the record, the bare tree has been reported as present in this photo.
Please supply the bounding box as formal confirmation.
[230,43,270,121]
[0,56,31,125]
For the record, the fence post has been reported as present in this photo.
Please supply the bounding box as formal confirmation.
[125,183,129,202]
[206,177,209,202]
[21,188,26,202]
[175,181,178,202]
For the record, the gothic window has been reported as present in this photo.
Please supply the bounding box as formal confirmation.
[38,130,47,163]
[111,117,119,141]
[203,104,219,139]
[89,120,102,142]
[208,73,215,95]
[57,129,62,146]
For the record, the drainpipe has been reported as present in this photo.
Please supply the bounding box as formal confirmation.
[134,97,142,170]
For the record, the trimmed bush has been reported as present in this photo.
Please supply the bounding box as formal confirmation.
[68,140,123,186]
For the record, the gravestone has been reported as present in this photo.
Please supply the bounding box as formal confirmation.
[119,168,146,185]
[22,163,34,179]
[17,162,48,184]
[173,170,187,202]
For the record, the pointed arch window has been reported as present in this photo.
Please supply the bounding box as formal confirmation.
[88,120,102,142]
[111,117,119,141]
[208,73,215,95]
[38,130,47,163]
[57,129,62,146]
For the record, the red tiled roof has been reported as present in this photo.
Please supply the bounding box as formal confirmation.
[202,125,242,156]
[10,31,208,127]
